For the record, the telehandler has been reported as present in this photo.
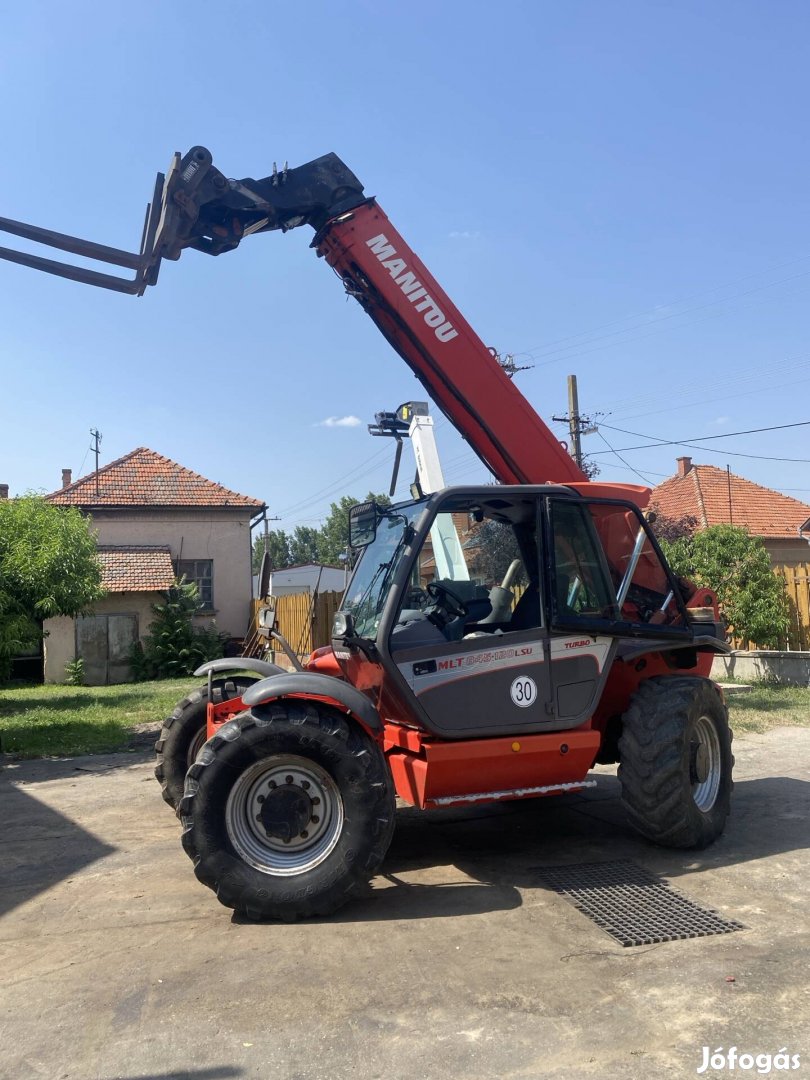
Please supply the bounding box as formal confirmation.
[0,147,732,920]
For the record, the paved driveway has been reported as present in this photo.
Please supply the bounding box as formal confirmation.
[1,728,808,1080]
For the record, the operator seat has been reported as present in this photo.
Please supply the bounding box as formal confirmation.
[510,582,541,631]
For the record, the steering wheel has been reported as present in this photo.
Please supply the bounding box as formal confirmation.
[426,580,468,618]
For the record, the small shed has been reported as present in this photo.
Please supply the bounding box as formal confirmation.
[261,564,346,598]
[44,545,175,684]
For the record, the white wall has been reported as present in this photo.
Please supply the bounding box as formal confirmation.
[267,565,346,597]
[88,507,255,636]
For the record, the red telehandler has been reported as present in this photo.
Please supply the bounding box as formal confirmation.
[0,147,733,920]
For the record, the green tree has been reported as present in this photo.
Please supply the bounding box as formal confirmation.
[650,507,698,544]
[252,529,292,573]
[0,495,104,681]
[129,580,226,680]
[659,524,790,647]
[465,520,528,587]
[317,492,391,565]
[289,526,321,566]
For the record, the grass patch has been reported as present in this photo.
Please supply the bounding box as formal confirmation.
[2,676,807,759]
[0,679,199,758]
[726,684,810,735]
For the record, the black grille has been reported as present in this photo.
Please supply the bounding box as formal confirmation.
[536,859,745,947]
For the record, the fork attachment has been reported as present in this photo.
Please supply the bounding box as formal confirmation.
[0,146,366,295]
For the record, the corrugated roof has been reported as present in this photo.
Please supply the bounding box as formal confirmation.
[97,545,175,593]
[45,447,265,509]
[652,464,810,539]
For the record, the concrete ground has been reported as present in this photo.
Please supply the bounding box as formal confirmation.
[1,728,808,1080]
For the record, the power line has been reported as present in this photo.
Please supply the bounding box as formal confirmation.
[600,417,810,446]
[516,257,810,367]
[595,430,656,484]
[598,353,810,417]
[589,419,810,464]
[274,442,393,517]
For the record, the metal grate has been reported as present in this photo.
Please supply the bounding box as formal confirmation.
[536,859,745,947]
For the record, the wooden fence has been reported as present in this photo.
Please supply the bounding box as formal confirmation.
[244,562,810,660]
[729,562,810,652]
[247,591,344,660]
[774,562,810,651]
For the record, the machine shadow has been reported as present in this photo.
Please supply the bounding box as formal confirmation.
[0,781,116,917]
[298,772,810,924]
[1,746,155,784]
[106,1070,243,1080]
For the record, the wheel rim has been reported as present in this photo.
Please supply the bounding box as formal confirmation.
[689,715,722,811]
[225,755,344,876]
[187,725,208,768]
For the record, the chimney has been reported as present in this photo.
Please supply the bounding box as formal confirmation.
[676,456,693,478]
[61,468,72,489]
[0,484,8,500]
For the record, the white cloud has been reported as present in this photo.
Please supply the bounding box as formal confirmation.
[713,416,730,426]
[449,230,481,240]
[317,415,362,428]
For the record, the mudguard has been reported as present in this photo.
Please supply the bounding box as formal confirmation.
[193,658,286,679]
[618,635,732,664]
[241,672,382,735]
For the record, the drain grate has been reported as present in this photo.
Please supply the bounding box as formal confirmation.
[536,859,745,947]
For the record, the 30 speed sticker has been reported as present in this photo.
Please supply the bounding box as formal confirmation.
[510,675,537,708]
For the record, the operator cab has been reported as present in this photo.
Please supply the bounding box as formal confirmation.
[335,486,702,740]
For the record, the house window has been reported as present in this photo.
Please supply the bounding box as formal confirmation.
[177,559,214,611]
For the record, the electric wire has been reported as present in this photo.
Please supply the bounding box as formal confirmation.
[274,441,393,517]
[595,431,657,484]
[596,354,810,420]
[515,261,810,368]
[587,419,810,464]
[515,252,810,358]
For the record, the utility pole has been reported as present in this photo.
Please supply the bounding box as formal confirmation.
[567,374,582,469]
[89,428,102,496]
[552,375,600,474]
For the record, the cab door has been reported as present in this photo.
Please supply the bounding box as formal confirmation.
[544,496,694,726]
[386,494,555,739]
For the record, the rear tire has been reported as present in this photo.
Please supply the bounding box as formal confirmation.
[618,676,733,848]
[179,700,395,921]
[154,676,258,809]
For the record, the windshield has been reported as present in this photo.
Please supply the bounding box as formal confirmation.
[342,501,425,639]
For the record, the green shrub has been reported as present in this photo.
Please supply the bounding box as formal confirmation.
[660,524,790,648]
[130,580,227,680]
[63,658,85,686]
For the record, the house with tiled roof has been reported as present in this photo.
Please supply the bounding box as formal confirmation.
[42,448,266,684]
[651,456,810,566]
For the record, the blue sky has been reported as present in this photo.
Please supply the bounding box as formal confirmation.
[2,1,809,528]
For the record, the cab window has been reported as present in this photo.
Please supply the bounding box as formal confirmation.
[389,494,542,649]
[549,501,619,622]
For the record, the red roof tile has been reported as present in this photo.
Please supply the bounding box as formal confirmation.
[97,545,175,592]
[651,464,810,539]
[45,447,265,509]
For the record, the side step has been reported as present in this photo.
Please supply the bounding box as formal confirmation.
[428,780,597,809]
[385,727,601,809]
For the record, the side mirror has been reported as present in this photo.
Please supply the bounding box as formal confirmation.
[332,610,356,639]
[257,605,276,631]
[349,501,379,548]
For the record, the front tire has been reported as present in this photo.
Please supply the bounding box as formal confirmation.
[154,676,258,809]
[179,700,395,920]
[618,676,733,848]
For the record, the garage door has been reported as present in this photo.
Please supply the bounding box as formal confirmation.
[75,614,138,684]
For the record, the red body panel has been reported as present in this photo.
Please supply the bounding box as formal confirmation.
[384,724,601,809]
[317,204,590,488]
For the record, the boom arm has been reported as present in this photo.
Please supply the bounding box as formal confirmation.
[0,146,587,484]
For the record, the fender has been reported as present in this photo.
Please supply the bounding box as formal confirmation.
[193,658,286,679]
[618,636,732,664]
[241,672,382,735]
